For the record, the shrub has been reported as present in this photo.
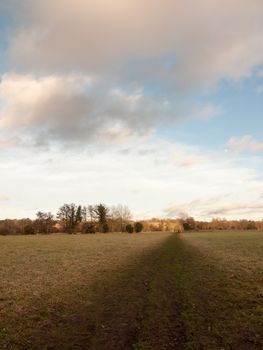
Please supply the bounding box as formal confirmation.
[182,217,196,231]
[126,224,134,233]
[102,223,109,233]
[82,223,96,234]
[0,227,9,236]
[24,224,35,235]
[134,222,143,233]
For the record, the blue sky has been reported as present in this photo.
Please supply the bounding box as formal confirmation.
[1,0,263,220]
[0,6,12,73]
[161,78,263,148]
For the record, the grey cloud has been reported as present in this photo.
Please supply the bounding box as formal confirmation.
[164,193,241,219]
[205,203,263,217]
[0,74,171,149]
[5,0,263,88]
[166,200,263,219]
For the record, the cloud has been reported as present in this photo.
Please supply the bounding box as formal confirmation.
[256,85,263,94]
[1,134,263,219]
[164,195,263,220]
[137,141,209,169]
[4,0,263,88]
[178,155,206,168]
[0,195,9,202]
[0,73,171,148]
[205,202,263,217]
[1,1,263,221]
[192,104,222,121]
[0,73,220,151]
[227,135,263,153]
[164,195,231,217]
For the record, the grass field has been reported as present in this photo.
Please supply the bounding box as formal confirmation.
[0,231,263,349]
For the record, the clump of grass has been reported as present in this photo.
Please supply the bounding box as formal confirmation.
[133,341,146,349]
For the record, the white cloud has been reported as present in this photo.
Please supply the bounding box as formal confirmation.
[1,137,263,219]
[192,104,222,121]
[0,135,262,219]
[178,155,207,168]
[0,195,9,202]
[227,135,263,153]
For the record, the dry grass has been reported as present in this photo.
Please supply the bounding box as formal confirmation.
[183,230,263,270]
[182,230,263,296]
[0,232,171,349]
[179,231,263,349]
[1,231,263,349]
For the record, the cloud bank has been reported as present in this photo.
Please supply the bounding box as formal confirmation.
[0,73,171,148]
[165,196,263,220]
[1,0,262,150]
[4,0,263,88]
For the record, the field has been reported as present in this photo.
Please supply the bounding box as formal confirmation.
[0,231,263,349]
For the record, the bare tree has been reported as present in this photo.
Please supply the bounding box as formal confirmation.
[88,205,95,224]
[110,204,132,232]
[35,211,54,234]
[81,206,87,222]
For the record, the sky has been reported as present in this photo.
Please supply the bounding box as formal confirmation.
[1,0,263,220]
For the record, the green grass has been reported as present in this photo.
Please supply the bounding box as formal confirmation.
[0,231,263,349]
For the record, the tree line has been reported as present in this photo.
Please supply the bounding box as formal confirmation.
[0,208,263,235]
[141,217,263,232]
[0,203,144,235]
